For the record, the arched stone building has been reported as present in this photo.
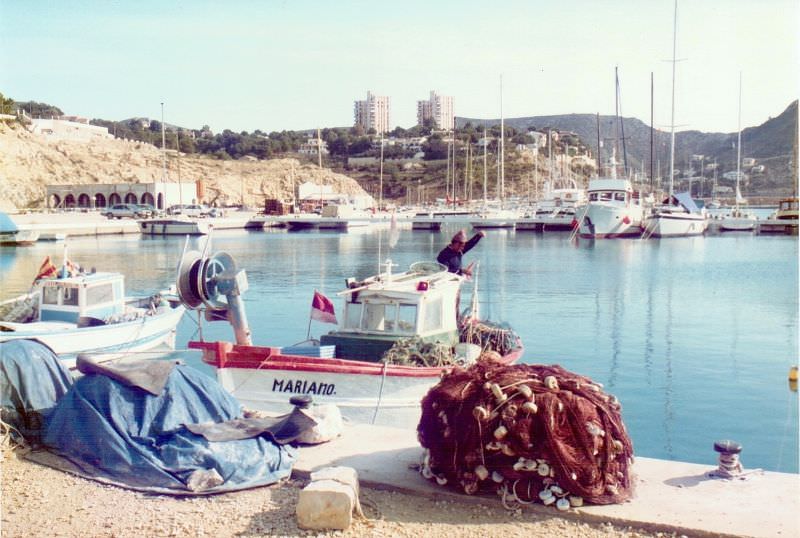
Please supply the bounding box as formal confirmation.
[46,182,199,210]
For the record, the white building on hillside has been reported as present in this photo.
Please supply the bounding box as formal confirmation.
[29,116,113,142]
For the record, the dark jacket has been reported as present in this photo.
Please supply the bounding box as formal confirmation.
[436,233,482,273]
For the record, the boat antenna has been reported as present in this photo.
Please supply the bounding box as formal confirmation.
[596,113,601,177]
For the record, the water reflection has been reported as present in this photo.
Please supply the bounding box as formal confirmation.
[0,228,796,472]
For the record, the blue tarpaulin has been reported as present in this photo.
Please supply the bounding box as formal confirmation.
[0,339,73,445]
[41,362,296,494]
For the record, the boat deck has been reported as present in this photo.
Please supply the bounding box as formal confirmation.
[293,423,799,538]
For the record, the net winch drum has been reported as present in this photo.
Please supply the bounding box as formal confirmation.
[176,249,252,346]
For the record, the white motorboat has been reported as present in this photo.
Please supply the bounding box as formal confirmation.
[139,218,211,235]
[0,261,185,366]
[576,178,645,238]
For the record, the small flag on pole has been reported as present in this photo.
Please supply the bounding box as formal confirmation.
[310,290,337,324]
[33,256,58,283]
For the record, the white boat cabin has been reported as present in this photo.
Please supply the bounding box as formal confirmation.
[38,272,126,324]
[587,178,635,205]
[320,262,464,361]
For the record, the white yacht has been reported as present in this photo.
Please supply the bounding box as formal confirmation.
[643,192,708,237]
[576,178,644,238]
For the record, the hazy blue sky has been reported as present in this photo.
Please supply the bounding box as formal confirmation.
[1,1,797,134]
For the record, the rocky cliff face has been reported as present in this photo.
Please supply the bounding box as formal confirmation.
[0,122,368,210]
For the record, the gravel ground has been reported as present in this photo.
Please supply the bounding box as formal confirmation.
[1,446,685,538]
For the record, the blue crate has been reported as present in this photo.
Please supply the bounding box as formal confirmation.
[280,345,336,358]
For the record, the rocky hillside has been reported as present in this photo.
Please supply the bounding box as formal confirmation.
[0,122,368,210]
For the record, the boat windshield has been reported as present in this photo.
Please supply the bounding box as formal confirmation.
[344,300,418,334]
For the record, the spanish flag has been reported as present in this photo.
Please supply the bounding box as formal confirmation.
[33,256,58,283]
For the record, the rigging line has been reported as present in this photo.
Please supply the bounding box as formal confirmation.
[371,361,389,425]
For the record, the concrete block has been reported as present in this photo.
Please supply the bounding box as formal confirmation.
[296,466,359,530]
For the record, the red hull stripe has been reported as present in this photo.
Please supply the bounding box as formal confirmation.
[189,340,523,378]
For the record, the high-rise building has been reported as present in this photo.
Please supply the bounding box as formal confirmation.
[417,91,454,130]
[353,91,391,134]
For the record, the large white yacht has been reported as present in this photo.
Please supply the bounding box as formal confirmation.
[576,178,645,238]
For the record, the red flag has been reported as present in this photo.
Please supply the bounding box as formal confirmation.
[310,290,337,324]
[33,256,58,283]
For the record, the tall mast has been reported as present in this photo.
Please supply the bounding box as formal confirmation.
[483,128,488,203]
[735,71,742,210]
[596,113,601,177]
[160,102,166,183]
[650,72,655,188]
[500,75,505,208]
[379,131,384,210]
[668,0,678,198]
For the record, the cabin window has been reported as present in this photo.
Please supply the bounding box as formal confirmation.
[589,192,598,201]
[344,302,362,329]
[600,192,613,201]
[86,283,114,305]
[363,303,385,330]
[422,297,442,332]
[397,304,417,333]
[62,286,79,306]
[43,286,59,305]
[614,192,627,202]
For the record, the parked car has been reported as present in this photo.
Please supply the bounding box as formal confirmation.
[182,204,212,218]
[136,204,161,218]
[102,204,147,219]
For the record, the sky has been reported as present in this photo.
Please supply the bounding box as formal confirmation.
[1,0,797,135]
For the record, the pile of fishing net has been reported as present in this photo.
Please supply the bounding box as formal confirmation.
[418,358,634,509]
[381,337,455,367]
[459,317,521,357]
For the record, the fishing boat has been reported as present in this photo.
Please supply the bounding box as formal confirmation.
[0,257,185,366]
[180,249,524,428]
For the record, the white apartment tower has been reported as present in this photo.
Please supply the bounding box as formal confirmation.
[353,91,391,134]
[417,91,454,130]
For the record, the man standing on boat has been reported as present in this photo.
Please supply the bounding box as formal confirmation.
[437,229,485,277]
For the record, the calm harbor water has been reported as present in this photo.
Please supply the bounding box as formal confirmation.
[1,224,797,473]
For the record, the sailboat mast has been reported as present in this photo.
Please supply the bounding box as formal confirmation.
[483,128,488,203]
[735,72,742,210]
[500,75,505,208]
[650,72,655,188]
[668,0,678,198]
[596,113,601,177]
[160,102,166,183]
[379,131,384,210]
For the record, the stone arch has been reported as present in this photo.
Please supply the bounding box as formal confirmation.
[141,192,155,205]
[109,193,122,205]
[77,193,91,208]
[95,193,107,208]
[124,192,138,204]
[49,194,61,209]
[64,194,76,208]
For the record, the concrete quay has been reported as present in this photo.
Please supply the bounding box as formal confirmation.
[294,423,799,538]
[10,211,269,237]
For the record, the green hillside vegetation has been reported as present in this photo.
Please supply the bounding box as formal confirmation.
[4,91,796,200]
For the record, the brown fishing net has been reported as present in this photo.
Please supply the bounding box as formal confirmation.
[417,358,634,507]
